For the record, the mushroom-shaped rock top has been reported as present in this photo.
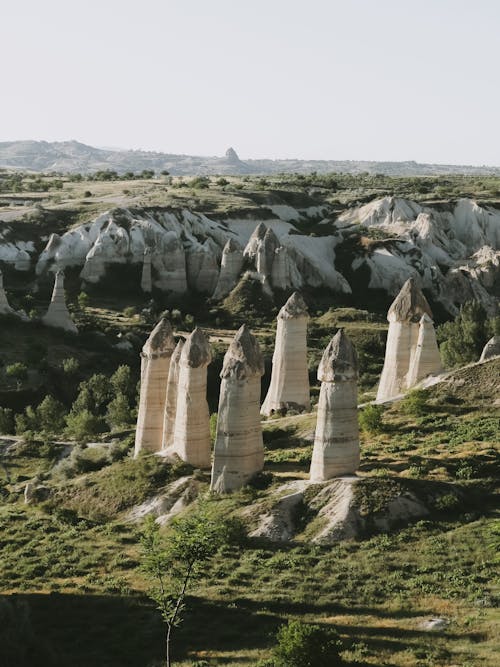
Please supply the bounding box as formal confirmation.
[221,324,264,380]
[142,318,176,356]
[278,291,309,320]
[387,277,433,323]
[317,330,358,382]
[181,327,212,368]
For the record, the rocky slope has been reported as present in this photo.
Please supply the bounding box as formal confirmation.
[0,196,498,315]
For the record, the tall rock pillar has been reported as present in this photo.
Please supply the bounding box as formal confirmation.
[212,239,244,299]
[261,292,310,416]
[211,325,265,493]
[171,328,212,468]
[161,338,184,450]
[406,314,443,387]
[42,271,78,333]
[134,319,176,457]
[310,330,360,481]
[376,277,433,402]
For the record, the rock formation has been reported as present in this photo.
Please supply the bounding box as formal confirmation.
[171,328,212,468]
[152,233,187,293]
[0,271,15,315]
[479,335,500,362]
[310,330,360,481]
[212,238,244,299]
[406,314,443,387]
[261,292,310,416]
[134,319,176,457]
[141,247,152,292]
[211,325,265,493]
[376,278,434,401]
[42,271,78,333]
[161,338,184,450]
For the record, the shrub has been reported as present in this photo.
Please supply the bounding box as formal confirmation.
[36,395,67,435]
[65,409,104,441]
[271,620,343,667]
[359,404,385,433]
[437,300,493,367]
[5,362,28,385]
[123,306,136,318]
[106,393,133,430]
[62,357,80,375]
[400,389,429,417]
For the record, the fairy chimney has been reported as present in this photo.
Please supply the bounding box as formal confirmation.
[134,319,176,456]
[42,271,78,333]
[406,313,443,387]
[171,328,212,468]
[310,330,360,481]
[211,325,265,493]
[161,338,184,450]
[212,238,244,299]
[261,292,310,416]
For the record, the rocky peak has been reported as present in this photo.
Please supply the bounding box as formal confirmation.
[225,147,240,163]
[221,324,264,380]
[142,318,176,357]
[278,292,308,320]
[318,330,358,382]
[387,277,433,323]
[182,327,212,368]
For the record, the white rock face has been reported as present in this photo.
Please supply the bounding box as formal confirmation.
[406,314,443,387]
[161,338,184,450]
[340,196,500,315]
[186,238,220,294]
[479,335,500,362]
[261,292,310,416]
[42,271,78,333]
[152,232,187,294]
[0,271,15,315]
[376,278,434,402]
[310,330,360,481]
[171,328,212,468]
[134,319,176,457]
[211,325,265,493]
[141,248,152,293]
[212,238,244,299]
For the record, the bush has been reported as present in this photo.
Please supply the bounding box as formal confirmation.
[62,357,80,375]
[65,409,104,441]
[5,362,28,384]
[359,404,385,433]
[36,395,67,435]
[400,389,429,417]
[106,393,133,430]
[437,301,494,367]
[272,620,343,667]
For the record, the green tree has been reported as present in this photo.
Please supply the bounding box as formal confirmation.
[6,362,28,388]
[72,374,112,415]
[359,404,385,434]
[437,301,489,367]
[110,364,135,401]
[271,620,343,667]
[105,393,132,430]
[140,504,242,667]
[77,292,90,311]
[36,395,66,435]
[65,409,103,440]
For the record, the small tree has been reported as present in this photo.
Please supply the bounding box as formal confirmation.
[105,393,132,430]
[140,504,241,667]
[6,362,28,389]
[358,404,385,434]
[36,395,66,435]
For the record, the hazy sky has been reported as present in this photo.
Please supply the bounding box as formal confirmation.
[2,0,499,164]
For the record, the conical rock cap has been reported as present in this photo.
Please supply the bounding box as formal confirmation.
[221,324,264,380]
[182,327,212,368]
[388,277,432,323]
[318,329,358,382]
[142,318,176,357]
[278,292,308,320]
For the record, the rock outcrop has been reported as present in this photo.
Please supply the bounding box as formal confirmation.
[171,328,212,468]
[376,278,435,401]
[161,338,184,451]
[0,271,15,315]
[406,313,443,387]
[211,325,265,493]
[310,330,360,480]
[141,248,152,292]
[134,319,176,457]
[42,271,78,333]
[212,238,244,299]
[479,335,500,362]
[261,292,310,416]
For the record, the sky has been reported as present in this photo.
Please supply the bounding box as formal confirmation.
[1,0,499,165]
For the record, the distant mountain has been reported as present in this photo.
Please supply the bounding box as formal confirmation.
[1,140,499,176]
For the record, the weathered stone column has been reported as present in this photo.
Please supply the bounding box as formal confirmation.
[161,338,184,450]
[406,313,443,387]
[171,328,212,468]
[261,292,310,416]
[310,330,360,481]
[134,319,176,457]
[479,335,500,361]
[141,247,152,293]
[42,270,78,333]
[0,271,15,315]
[211,325,265,493]
[376,277,433,402]
[212,239,244,299]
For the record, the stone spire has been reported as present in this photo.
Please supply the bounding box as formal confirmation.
[261,292,310,416]
[406,314,443,387]
[243,222,267,260]
[0,271,15,315]
[171,328,212,468]
[161,337,184,450]
[42,271,78,333]
[211,325,265,493]
[377,278,433,401]
[212,238,244,299]
[134,319,176,457]
[141,247,152,293]
[309,330,360,481]
[479,335,500,362]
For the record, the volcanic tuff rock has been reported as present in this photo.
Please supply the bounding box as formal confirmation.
[171,328,212,468]
[42,271,78,333]
[212,238,244,299]
[479,335,500,362]
[261,292,310,416]
[134,319,176,456]
[211,325,265,493]
[161,338,184,451]
[406,314,443,387]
